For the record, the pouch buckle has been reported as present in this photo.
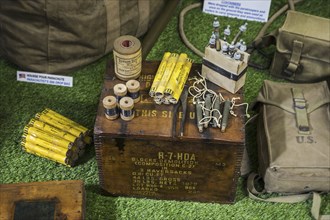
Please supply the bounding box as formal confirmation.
[283,40,304,79]
[292,88,310,134]
[283,61,304,78]
[293,97,307,109]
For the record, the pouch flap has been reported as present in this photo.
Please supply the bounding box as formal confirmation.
[276,11,330,64]
[281,11,330,41]
[255,80,330,114]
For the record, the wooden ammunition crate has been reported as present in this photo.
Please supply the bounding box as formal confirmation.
[0,180,85,220]
[94,61,245,203]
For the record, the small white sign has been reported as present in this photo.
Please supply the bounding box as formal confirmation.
[203,0,272,23]
[17,71,73,87]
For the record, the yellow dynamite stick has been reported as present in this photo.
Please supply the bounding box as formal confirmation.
[149,52,171,97]
[164,53,188,96]
[23,134,72,158]
[22,140,71,166]
[155,53,179,98]
[24,125,76,151]
[35,113,82,138]
[29,118,78,144]
[40,109,92,144]
[172,59,193,102]
[42,108,89,135]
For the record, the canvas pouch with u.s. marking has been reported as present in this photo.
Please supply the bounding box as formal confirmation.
[270,11,330,83]
[253,80,330,193]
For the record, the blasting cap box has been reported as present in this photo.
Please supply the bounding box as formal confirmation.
[202,44,250,94]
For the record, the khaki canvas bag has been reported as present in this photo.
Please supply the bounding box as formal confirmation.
[248,80,330,219]
[0,0,166,74]
[270,11,330,83]
[250,4,330,84]
[253,80,330,193]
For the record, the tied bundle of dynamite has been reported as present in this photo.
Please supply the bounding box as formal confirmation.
[21,108,92,167]
[149,52,193,104]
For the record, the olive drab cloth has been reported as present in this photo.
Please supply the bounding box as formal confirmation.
[270,11,330,83]
[0,0,165,74]
[253,80,330,193]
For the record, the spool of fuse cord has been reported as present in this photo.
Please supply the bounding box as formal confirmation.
[113,35,142,81]
[113,83,127,102]
[126,80,140,103]
[119,97,135,121]
[103,96,119,120]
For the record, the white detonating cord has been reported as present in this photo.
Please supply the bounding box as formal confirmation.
[189,71,250,129]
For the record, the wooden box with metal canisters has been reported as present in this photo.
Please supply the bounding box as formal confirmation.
[94,60,245,203]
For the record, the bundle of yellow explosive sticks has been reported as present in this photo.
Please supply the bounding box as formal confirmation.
[21,108,92,167]
[149,52,193,104]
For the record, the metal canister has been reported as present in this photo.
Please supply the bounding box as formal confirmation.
[113,35,142,81]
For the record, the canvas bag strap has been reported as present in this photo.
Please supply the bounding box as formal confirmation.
[247,173,311,203]
[288,0,296,10]
[247,0,303,70]
[283,40,304,78]
[247,173,330,220]
[311,192,330,220]
[249,0,303,51]
[291,88,310,134]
